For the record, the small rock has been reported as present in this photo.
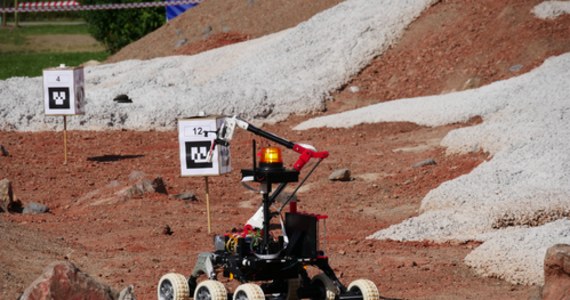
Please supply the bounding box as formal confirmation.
[151,177,167,194]
[1,145,8,156]
[202,25,213,38]
[461,77,481,90]
[23,202,50,214]
[162,225,173,235]
[509,64,523,72]
[169,192,197,201]
[175,38,187,48]
[349,86,360,93]
[412,158,436,168]
[113,94,132,103]
[329,168,351,181]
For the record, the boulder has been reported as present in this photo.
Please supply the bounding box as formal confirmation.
[120,177,167,199]
[542,244,570,300]
[328,168,352,181]
[19,261,119,300]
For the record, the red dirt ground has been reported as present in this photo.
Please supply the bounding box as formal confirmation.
[2,0,570,299]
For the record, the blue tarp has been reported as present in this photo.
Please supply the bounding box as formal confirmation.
[166,0,197,21]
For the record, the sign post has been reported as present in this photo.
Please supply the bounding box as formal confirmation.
[43,64,85,164]
[178,116,231,234]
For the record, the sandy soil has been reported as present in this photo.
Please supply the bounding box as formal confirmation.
[2,0,570,299]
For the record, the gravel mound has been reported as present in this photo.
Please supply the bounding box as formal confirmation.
[465,219,570,285]
[533,1,570,19]
[0,0,436,131]
[296,52,570,284]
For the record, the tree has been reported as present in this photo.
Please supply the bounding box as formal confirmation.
[82,0,164,53]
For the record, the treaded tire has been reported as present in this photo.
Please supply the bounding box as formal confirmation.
[158,273,190,300]
[285,278,300,300]
[348,279,379,300]
[310,273,338,300]
[194,280,228,300]
[232,283,265,300]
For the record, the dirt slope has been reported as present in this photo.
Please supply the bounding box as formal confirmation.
[106,0,343,62]
[2,0,570,299]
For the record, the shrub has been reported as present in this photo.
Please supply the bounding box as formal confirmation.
[82,0,165,53]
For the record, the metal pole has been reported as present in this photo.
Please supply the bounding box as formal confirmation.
[204,176,211,234]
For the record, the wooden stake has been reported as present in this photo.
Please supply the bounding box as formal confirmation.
[204,176,211,234]
[63,115,68,165]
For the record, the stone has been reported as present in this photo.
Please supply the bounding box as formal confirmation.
[121,177,167,199]
[328,168,351,181]
[162,225,173,236]
[349,86,360,93]
[1,145,8,156]
[509,64,523,72]
[0,178,18,213]
[19,261,122,300]
[175,38,188,48]
[151,177,167,194]
[22,202,50,214]
[542,244,570,300]
[412,158,436,168]
[202,25,213,38]
[169,192,197,201]
[113,94,132,103]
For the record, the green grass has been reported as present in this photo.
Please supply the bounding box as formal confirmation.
[0,22,109,79]
[0,23,91,43]
[0,51,108,79]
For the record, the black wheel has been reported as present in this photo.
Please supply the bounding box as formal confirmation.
[310,274,338,300]
[348,279,379,300]
[194,280,228,300]
[285,278,300,300]
[158,273,190,300]
[233,283,265,300]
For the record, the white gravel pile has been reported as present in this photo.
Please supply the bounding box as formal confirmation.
[533,0,570,19]
[296,52,570,285]
[0,0,436,131]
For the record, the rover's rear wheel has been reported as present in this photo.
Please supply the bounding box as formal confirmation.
[285,278,300,300]
[157,273,190,300]
[233,283,265,300]
[310,274,338,300]
[194,280,228,300]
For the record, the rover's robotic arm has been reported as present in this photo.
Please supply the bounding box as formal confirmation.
[216,115,329,171]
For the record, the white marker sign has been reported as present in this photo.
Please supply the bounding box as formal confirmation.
[43,65,85,115]
[178,116,231,176]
